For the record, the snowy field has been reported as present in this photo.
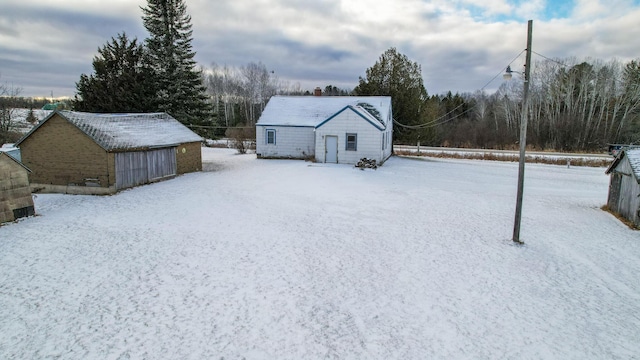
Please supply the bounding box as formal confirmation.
[8,108,52,134]
[1,148,639,359]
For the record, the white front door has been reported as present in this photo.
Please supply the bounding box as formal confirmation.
[325,136,338,163]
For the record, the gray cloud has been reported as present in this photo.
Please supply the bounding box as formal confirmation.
[1,0,639,98]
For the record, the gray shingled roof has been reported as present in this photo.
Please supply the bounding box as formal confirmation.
[17,111,202,151]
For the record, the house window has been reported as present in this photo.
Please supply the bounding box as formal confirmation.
[266,129,276,145]
[346,133,357,151]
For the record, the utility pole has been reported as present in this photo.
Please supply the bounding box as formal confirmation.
[512,20,533,244]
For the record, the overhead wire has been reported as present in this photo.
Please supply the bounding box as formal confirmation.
[531,51,567,67]
[393,50,526,129]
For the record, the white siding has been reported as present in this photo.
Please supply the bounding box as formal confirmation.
[314,110,385,164]
[256,125,315,159]
[383,108,393,162]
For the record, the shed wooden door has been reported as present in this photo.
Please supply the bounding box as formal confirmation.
[325,136,338,163]
[146,148,177,181]
[608,173,622,212]
[115,148,177,190]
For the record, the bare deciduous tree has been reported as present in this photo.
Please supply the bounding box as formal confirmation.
[204,61,278,132]
[0,78,23,144]
[225,126,256,154]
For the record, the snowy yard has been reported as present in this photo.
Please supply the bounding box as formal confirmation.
[1,148,639,359]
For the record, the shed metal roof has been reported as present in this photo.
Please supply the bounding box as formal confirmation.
[628,149,640,177]
[16,111,202,151]
[606,148,640,183]
[256,96,392,128]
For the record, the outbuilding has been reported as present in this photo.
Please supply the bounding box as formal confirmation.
[256,95,393,165]
[605,148,640,227]
[0,151,34,224]
[15,111,202,195]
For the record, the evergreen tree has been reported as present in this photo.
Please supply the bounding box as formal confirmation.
[26,107,38,124]
[141,0,211,125]
[73,33,157,113]
[354,47,432,144]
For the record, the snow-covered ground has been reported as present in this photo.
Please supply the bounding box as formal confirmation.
[1,148,638,359]
[7,108,52,134]
[394,145,611,165]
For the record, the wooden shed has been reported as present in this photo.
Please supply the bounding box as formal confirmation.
[15,111,203,195]
[0,151,34,224]
[605,148,640,227]
[256,96,393,165]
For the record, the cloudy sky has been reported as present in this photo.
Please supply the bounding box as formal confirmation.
[1,0,640,98]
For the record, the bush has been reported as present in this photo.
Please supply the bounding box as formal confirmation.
[225,126,255,154]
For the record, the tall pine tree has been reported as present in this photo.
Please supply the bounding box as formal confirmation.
[74,33,157,113]
[142,0,210,125]
[354,48,432,144]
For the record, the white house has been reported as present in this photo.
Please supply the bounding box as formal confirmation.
[256,95,393,165]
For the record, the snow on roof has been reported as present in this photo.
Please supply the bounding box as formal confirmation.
[0,144,17,152]
[606,148,640,182]
[17,111,202,151]
[256,96,392,128]
[624,148,640,180]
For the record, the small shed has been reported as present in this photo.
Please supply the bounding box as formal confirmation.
[0,151,34,224]
[256,96,393,165]
[15,110,203,195]
[605,148,640,227]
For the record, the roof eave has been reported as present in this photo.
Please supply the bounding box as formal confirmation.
[315,105,385,130]
[106,142,200,152]
[0,152,32,172]
[605,151,640,184]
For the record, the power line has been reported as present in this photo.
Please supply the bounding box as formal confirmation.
[393,106,476,129]
[393,50,526,129]
[484,50,527,91]
[531,51,567,67]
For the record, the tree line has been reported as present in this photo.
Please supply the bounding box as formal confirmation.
[353,49,640,151]
[4,0,639,152]
[420,58,640,151]
[201,47,640,152]
[201,62,350,138]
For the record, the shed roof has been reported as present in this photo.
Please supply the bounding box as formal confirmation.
[0,151,31,172]
[16,111,202,151]
[0,144,17,152]
[606,148,640,183]
[256,96,392,128]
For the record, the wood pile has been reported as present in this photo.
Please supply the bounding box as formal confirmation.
[355,158,377,170]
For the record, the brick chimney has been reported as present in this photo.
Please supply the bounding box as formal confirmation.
[314,87,322,96]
